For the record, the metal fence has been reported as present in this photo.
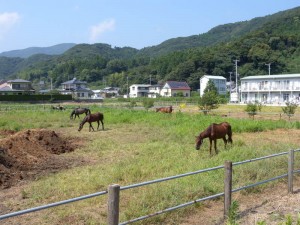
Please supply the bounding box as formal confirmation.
[0,149,299,224]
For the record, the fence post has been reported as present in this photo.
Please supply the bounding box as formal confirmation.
[224,161,232,218]
[288,150,294,193]
[107,184,120,225]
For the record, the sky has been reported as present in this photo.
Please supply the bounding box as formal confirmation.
[0,0,299,53]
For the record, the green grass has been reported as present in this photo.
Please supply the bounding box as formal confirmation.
[1,104,299,224]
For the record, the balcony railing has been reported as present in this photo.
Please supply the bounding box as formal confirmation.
[241,86,300,92]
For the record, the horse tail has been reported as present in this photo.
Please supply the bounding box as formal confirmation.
[87,108,91,115]
[227,124,233,144]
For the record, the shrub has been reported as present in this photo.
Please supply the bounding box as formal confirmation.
[142,98,155,110]
[245,101,263,119]
[282,102,298,120]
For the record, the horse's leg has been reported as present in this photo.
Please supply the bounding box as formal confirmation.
[223,137,227,149]
[90,122,94,132]
[101,120,104,130]
[214,140,218,154]
[97,121,100,130]
[209,139,212,156]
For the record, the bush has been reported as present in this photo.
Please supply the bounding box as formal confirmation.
[142,98,155,110]
[282,102,298,120]
[245,101,263,119]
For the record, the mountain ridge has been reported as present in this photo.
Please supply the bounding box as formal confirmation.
[0,43,76,58]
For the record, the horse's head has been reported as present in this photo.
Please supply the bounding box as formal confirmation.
[78,122,84,131]
[195,135,203,150]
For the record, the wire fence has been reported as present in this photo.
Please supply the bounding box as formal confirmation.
[1,149,299,224]
[1,103,299,122]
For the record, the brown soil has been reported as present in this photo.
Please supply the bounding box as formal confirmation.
[0,129,80,189]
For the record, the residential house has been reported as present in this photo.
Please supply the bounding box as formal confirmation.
[0,79,35,95]
[60,78,92,99]
[240,74,300,104]
[91,87,120,99]
[160,81,191,97]
[199,75,227,97]
[129,84,151,98]
[148,84,162,98]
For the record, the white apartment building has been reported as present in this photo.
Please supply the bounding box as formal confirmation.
[148,84,162,98]
[199,75,227,97]
[129,84,151,98]
[240,74,300,104]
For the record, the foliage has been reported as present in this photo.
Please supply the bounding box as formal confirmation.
[226,201,239,225]
[282,102,298,120]
[204,80,218,94]
[142,98,155,110]
[128,99,137,108]
[198,91,220,114]
[245,101,263,119]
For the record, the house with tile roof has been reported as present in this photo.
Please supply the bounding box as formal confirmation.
[0,79,35,95]
[160,81,191,97]
[60,78,93,99]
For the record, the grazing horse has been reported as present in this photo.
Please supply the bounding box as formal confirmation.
[52,105,65,110]
[70,108,91,119]
[156,106,173,113]
[195,122,232,156]
[78,112,104,132]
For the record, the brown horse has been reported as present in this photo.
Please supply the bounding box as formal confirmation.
[70,107,91,120]
[156,106,173,113]
[195,122,232,156]
[78,112,104,132]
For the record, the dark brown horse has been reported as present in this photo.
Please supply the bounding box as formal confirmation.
[70,107,91,119]
[78,112,104,132]
[156,106,173,113]
[52,105,65,110]
[195,122,232,156]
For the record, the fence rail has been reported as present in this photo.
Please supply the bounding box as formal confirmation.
[0,149,299,224]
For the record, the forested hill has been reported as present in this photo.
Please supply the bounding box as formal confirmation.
[0,43,76,58]
[138,6,300,57]
[1,6,300,93]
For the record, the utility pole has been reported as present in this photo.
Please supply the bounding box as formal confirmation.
[233,60,239,94]
[229,72,232,93]
[150,74,152,85]
[265,63,271,75]
[127,76,129,97]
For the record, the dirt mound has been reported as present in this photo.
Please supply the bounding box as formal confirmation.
[0,129,77,189]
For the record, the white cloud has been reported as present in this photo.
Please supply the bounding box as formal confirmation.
[0,12,20,38]
[89,19,115,42]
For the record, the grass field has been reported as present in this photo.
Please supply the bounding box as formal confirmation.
[1,103,300,224]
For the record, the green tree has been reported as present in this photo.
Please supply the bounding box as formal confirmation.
[204,80,218,94]
[198,91,219,114]
[282,102,298,120]
[245,101,263,119]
